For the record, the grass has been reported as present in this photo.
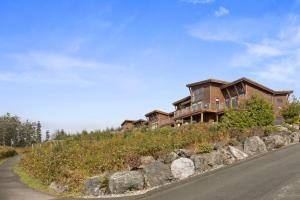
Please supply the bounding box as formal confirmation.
[19,123,230,193]
[0,158,7,166]
[14,163,79,197]
[0,146,17,160]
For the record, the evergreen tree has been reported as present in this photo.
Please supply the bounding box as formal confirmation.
[36,121,42,143]
[45,130,50,141]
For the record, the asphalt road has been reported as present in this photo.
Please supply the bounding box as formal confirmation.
[1,144,300,200]
[0,156,53,200]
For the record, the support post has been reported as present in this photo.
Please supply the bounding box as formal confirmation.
[200,113,204,123]
[216,114,219,122]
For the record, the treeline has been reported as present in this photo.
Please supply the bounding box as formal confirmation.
[0,113,42,147]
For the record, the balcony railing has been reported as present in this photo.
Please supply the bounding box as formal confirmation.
[174,103,226,118]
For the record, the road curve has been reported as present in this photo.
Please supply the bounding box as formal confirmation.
[0,156,54,200]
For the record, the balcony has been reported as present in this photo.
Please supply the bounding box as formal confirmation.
[174,103,226,118]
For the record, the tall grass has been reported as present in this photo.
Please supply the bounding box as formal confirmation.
[0,146,17,160]
[19,123,228,193]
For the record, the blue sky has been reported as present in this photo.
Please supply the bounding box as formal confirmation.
[0,0,300,134]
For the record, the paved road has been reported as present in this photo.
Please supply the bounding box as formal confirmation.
[0,156,53,200]
[1,144,300,200]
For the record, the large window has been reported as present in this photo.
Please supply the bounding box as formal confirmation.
[192,88,204,102]
[231,96,238,108]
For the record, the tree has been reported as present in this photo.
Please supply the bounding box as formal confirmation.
[221,96,275,129]
[45,130,50,141]
[281,96,300,124]
[53,129,68,140]
[36,121,42,143]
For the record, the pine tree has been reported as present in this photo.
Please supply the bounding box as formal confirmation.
[45,130,50,141]
[36,121,42,143]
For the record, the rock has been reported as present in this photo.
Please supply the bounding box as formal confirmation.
[275,125,289,132]
[108,171,144,194]
[143,161,173,187]
[244,136,267,155]
[171,158,195,179]
[263,135,286,150]
[49,182,69,193]
[207,151,223,167]
[220,148,236,165]
[282,134,291,145]
[292,124,299,130]
[83,176,101,196]
[191,154,210,172]
[140,156,155,167]
[228,146,248,160]
[159,152,178,164]
[290,132,300,143]
[175,149,193,158]
[213,142,225,150]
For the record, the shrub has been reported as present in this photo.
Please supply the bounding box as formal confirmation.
[124,154,141,170]
[228,139,239,146]
[263,125,279,136]
[281,96,300,125]
[221,95,275,129]
[196,143,213,154]
[0,146,17,160]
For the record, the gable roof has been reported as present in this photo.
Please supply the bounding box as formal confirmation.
[221,77,293,95]
[121,120,135,126]
[145,110,169,117]
[133,119,147,125]
[186,79,229,87]
[172,96,191,106]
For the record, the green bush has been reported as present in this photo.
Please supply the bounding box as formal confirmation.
[281,96,300,125]
[196,143,214,154]
[228,139,239,146]
[221,96,275,129]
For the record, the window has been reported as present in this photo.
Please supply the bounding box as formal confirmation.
[225,99,230,108]
[231,96,238,108]
[192,88,204,102]
[216,98,220,110]
[276,98,283,107]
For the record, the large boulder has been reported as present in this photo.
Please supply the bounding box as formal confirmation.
[219,148,236,165]
[82,175,107,196]
[207,151,223,167]
[171,158,195,180]
[108,171,144,194]
[143,161,173,187]
[159,152,178,164]
[191,154,210,172]
[263,135,285,151]
[49,182,69,193]
[228,146,248,160]
[290,132,300,143]
[244,136,267,155]
[191,150,226,172]
[275,125,289,132]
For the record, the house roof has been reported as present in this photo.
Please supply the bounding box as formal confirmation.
[145,110,169,117]
[186,79,229,87]
[172,96,191,106]
[133,119,147,124]
[121,120,135,126]
[221,77,293,95]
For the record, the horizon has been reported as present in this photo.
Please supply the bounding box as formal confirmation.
[1,0,300,134]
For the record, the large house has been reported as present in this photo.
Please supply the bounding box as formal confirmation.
[121,77,293,130]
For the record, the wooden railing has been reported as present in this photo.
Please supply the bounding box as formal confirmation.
[174,103,226,118]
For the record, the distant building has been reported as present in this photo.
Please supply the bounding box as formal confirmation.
[121,77,293,129]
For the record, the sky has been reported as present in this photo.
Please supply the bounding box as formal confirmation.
[0,0,300,134]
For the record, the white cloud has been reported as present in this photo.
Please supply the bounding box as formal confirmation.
[181,0,214,5]
[215,6,229,17]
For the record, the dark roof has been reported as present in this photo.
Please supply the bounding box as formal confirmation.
[221,77,293,95]
[121,120,135,126]
[172,96,191,106]
[145,110,169,117]
[133,119,147,124]
[186,79,229,87]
